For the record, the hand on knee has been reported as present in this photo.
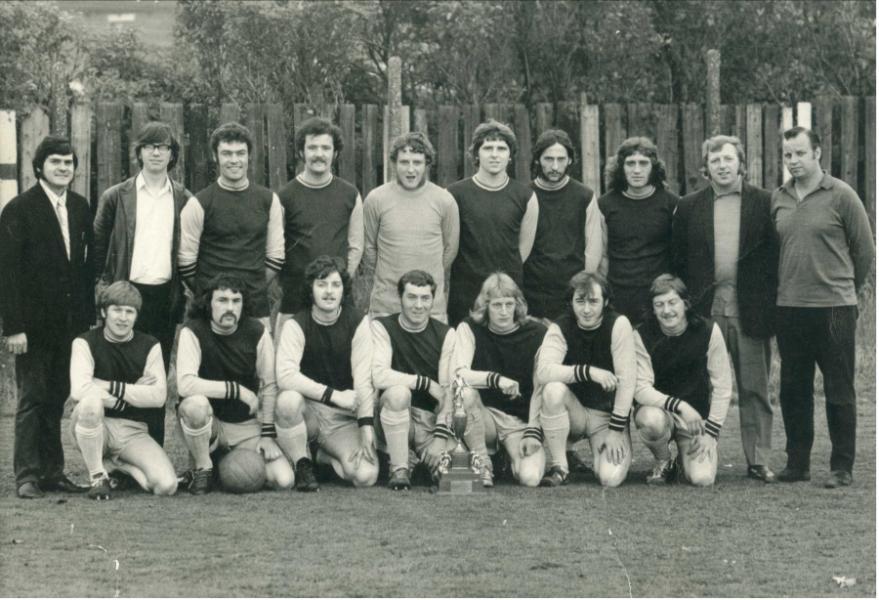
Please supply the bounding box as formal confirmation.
[597,460,628,488]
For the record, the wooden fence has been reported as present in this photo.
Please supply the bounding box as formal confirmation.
[0,97,874,226]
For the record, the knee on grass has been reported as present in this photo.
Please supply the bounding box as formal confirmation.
[595,458,628,488]
[150,471,178,496]
[348,461,379,488]
[517,453,546,488]
[266,458,295,490]
[683,459,716,487]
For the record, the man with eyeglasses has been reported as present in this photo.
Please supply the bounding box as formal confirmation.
[94,121,193,446]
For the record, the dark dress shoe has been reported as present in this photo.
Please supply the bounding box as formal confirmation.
[40,475,88,493]
[777,466,811,482]
[17,482,45,499]
[747,465,778,483]
[824,470,853,488]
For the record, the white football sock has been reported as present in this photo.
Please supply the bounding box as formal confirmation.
[380,408,411,472]
[180,417,213,470]
[276,421,309,464]
[74,423,107,481]
[541,410,570,472]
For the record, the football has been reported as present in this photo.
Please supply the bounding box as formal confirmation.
[218,447,267,494]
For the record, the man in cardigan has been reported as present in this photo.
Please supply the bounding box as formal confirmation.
[94,121,193,446]
[178,122,285,328]
[772,127,874,488]
[276,117,363,336]
[1,134,95,499]
[671,135,779,483]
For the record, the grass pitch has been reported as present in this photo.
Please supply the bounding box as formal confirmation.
[0,396,874,597]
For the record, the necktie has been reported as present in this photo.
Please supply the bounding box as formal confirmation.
[55,200,70,259]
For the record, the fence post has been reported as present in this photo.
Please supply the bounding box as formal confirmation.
[21,107,51,192]
[385,56,403,183]
[70,101,92,200]
[705,49,721,136]
[580,102,601,193]
[0,110,17,211]
[865,97,875,232]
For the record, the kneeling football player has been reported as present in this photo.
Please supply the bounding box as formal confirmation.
[534,271,635,487]
[69,282,177,500]
[176,274,294,494]
[633,274,732,486]
[452,272,547,487]
[275,256,377,491]
[371,270,476,490]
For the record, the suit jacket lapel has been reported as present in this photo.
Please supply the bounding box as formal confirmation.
[35,184,70,264]
[122,178,138,244]
[738,182,756,255]
[698,187,715,259]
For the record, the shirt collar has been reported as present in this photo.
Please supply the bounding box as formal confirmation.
[39,179,66,206]
[711,176,742,199]
[781,170,833,196]
[136,172,172,195]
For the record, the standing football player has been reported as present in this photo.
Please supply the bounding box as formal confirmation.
[452,273,546,487]
[69,282,177,499]
[447,120,539,325]
[274,255,377,491]
[371,270,476,490]
[276,117,363,335]
[176,274,294,494]
[633,274,732,486]
[535,271,635,487]
[523,129,602,321]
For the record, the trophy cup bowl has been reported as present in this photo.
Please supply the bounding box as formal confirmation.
[437,377,486,494]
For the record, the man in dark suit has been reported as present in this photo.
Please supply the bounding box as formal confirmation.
[671,135,779,483]
[93,121,191,445]
[0,135,95,498]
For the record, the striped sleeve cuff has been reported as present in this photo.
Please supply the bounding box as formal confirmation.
[704,418,722,439]
[486,372,502,389]
[179,261,198,279]
[109,381,126,400]
[433,423,454,440]
[608,412,628,432]
[260,423,277,438]
[225,381,240,401]
[321,386,335,405]
[265,257,284,272]
[522,426,544,443]
[414,375,431,392]
[574,364,591,383]
[663,396,681,414]
[111,397,129,412]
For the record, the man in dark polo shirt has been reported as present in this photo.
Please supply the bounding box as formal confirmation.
[772,126,874,488]
[276,118,363,335]
[672,135,779,483]
[178,122,285,329]
[595,137,679,325]
[523,129,601,321]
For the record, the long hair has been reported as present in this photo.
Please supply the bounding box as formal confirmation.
[294,117,344,164]
[301,255,350,308]
[469,119,517,168]
[32,135,78,180]
[134,121,180,171]
[605,136,667,192]
[187,273,252,321]
[531,129,576,179]
[469,272,528,326]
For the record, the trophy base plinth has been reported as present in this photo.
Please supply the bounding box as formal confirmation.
[437,465,486,495]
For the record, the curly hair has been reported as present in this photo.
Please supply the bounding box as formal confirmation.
[700,135,746,179]
[469,119,517,168]
[389,131,436,166]
[293,117,344,163]
[32,135,78,180]
[134,121,180,171]
[210,122,253,157]
[187,274,252,321]
[469,272,529,326]
[531,129,576,179]
[605,137,667,193]
[302,255,350,308]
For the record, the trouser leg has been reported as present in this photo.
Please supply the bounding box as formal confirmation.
[132,282,175,446]
[775,307,817,471]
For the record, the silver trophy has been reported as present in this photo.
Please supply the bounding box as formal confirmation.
[436,376,487,494]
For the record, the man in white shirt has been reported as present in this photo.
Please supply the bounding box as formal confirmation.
[94,121,193,445]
